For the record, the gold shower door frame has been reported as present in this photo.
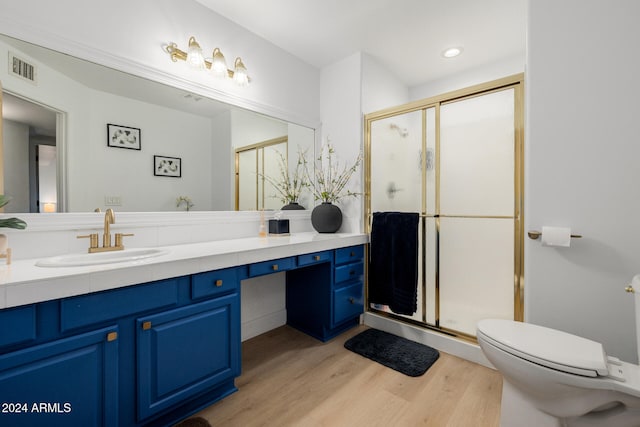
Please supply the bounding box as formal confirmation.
[235,136,288,211]
[364,73,524,340]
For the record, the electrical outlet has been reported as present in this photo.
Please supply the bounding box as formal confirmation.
[104,196,122,206]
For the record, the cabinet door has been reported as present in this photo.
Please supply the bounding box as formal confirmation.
[0,326,119,427]
[136,293,240,421]
[333,282,364,326]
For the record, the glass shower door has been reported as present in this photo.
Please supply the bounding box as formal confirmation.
[365,75,524,339]
[369,110,424,322]
[438,88,516,335]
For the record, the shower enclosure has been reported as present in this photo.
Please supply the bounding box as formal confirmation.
[364,74,524,339]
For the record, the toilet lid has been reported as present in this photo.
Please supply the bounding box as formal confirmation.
[477,319,609,377]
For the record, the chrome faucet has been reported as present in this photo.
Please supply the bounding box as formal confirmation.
[77,208,134,253]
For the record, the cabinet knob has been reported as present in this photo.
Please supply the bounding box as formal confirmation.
[107,331,118,341]
[349,297,355,304]
[142,321,152,330]
[215,279,223,287]
[350,252,355,257]
[272,264,279,271]
[314,255,321,261]
[349,270,355,276]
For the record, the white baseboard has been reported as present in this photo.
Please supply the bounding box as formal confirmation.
[242,309,287,342]
[363,312,495,369]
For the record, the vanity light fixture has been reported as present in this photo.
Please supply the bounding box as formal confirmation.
[164,36,250,86]
[442,46,463,58]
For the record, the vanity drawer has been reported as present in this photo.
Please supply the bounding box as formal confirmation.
[60,279,180,332]
[249,257,295,277]
[0,305,36,348]
[335,245,364,266]
[333,282,363,325]
[297,251,332,267]
[192,267,240,300]
[335,261,364,285]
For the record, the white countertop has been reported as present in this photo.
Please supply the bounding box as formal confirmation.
[0,232,368,309]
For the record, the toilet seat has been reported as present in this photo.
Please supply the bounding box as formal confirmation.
[477,319,609,377]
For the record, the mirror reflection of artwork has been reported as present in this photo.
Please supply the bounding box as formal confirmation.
[154,155,181,178]
[107,124,141,150]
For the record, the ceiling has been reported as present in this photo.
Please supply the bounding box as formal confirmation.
[194,0,527,87]
[1,1,526,134]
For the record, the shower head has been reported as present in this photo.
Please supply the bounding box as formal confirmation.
[390,123,409,137]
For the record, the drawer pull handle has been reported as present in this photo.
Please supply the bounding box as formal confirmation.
[349,297,355,304]
[314,255,321,261]
[142,321,152,330]
[215,279,223,287]
[272,264,279,271]
[107,331,118,342]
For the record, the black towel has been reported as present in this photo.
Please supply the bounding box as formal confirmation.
[368,212,419,315]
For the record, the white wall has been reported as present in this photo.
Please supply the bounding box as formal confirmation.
[361,53,409,114]
[409,54,524,101]
[2,120,30,212]
[526,0,640,362]
[319,53,363,233]
[74,90,215,212]
[211,110,232,210]
[231,109,288,149]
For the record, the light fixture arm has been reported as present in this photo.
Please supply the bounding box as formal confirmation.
[164,37,250,83]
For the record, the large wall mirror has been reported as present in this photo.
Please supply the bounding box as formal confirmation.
[0,33,315,213]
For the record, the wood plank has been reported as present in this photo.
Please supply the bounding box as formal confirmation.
[190,325,502,426]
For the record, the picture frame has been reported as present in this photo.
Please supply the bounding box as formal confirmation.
[107,123,141,150]
[154,155,182,178]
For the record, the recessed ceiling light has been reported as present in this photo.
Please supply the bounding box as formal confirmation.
[442,46,463,58]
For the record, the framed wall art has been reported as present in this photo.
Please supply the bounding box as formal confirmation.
[107,123,141,150]
[154,155,182,178]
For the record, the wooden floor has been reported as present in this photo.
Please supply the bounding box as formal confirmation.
[190,325,502,427]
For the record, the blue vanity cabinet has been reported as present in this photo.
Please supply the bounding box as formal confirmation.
[0,325,119,427]
[332,246,365,327]
[136,290,240,421]
[286,245,365,341]
[0,270,243,427]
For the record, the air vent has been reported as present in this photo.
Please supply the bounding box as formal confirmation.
[8,52,37,84]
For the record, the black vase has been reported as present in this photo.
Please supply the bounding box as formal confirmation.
[281,202,305,210]
[311,202,342,233]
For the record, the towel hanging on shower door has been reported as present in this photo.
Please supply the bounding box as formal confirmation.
[368,212,419,315]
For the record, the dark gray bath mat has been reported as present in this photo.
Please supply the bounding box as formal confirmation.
[174,416,212,427]
[344,328,440,377]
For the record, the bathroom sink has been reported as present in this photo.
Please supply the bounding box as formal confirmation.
[35,248,168,268]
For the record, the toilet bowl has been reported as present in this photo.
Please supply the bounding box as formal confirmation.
[477,275,640,427]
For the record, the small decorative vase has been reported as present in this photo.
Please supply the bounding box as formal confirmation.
[311,202,342,233]
[281,202,305,210]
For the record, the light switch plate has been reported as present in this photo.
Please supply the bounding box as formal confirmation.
[104,196,122,206]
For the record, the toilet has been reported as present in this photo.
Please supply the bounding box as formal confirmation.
[477,275,640,427]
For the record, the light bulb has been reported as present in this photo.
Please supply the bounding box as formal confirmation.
[233,57,249,86]
[186,36,205,69]
[210,47,228,78]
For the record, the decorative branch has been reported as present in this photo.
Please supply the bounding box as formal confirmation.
[259,148,309,205]
[304,144,362,203]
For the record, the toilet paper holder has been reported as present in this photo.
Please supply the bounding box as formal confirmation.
[527,230,582,240]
